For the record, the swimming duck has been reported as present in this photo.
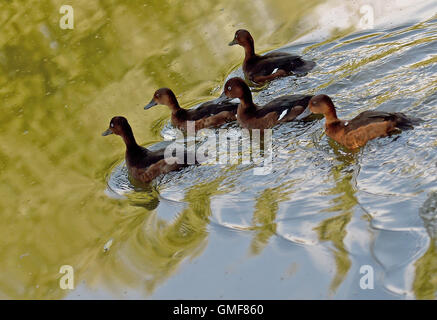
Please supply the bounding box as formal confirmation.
[102,116,189,183]
[229,29,315,85]
[144,88,238,132]
[223,77,313,130]
[308,94,421,149]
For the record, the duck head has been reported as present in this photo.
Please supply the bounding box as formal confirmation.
[144,88,180,111]
[223,77,251,100]
[102,116,130,136]
[309,95,336,114]
[229,29,254,49]
[308,94,338,121]
[102,116,139,148]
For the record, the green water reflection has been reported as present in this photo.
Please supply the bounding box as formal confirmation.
[249,180,297,255]
[315,146,357,294]
[414,192,437,299]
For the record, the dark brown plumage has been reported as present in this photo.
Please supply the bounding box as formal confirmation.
[229,29,315,85]
[102,116,190,183]
[145,88,237,132]
[223,77,313,130]
[308,94,422,149]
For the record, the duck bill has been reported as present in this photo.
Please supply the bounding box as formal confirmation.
[228,39,238,46]
[215,91,228,103]
[144,99,158,110]
[102,128,113,136]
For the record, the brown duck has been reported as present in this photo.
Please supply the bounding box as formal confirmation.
[229,29,315,85]
[308,94,422,149]
[102,116,190,183]
[145,88,237,132]
[223,77,313,130]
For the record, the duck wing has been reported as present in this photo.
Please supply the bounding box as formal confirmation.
[256,94,312,118]
[262,51,291,58]
[345,110,421,133]
[146,146,198,166]
[139,147,165,167]
[186,98,238,121]
[250,53,315,76]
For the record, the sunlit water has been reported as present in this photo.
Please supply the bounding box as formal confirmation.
[0,0,436,299]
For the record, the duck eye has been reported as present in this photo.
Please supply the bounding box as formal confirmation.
[227,86,232,91]
[110,123,114,128]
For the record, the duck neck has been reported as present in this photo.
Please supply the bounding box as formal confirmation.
[324,108,339,125]
[121,125,139,150]
[166,93,182,114]
[169,102,181,114]
[243,43,256,61]
[238,88,256,112]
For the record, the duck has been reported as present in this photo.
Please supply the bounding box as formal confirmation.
[102,116,190,183]
[308,94,422,149]
[144,88,238,132]
[229,29,315,85]
[222,77,313,130]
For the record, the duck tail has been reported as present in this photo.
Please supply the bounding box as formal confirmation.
[293,59,316,75]
[394,112,423,130]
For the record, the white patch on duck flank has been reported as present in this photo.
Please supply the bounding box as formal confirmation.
[278,109,288,121]
[271,68,279,74]
[230,98,240,103]
[344,121,349,126]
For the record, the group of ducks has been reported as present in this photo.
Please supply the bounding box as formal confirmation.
[103,29,420,183]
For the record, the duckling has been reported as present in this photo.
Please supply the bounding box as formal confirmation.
[223,77,313,130]
[308,94,422,149]
[229,29,315,85]
[102,116,190,183]
[145,88,237,132]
